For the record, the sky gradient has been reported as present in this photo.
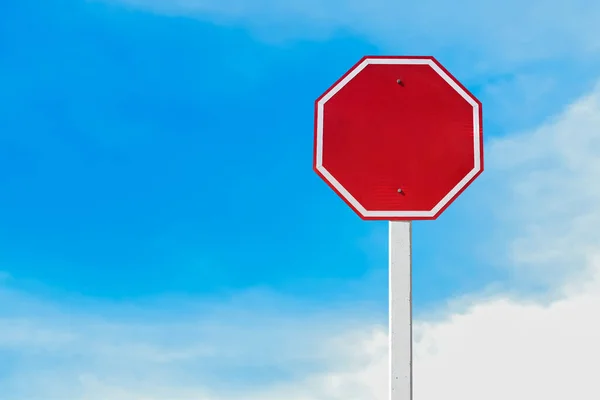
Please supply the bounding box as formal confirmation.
[1,0,599,399]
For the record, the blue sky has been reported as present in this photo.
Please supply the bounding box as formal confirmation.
[0,0,503,304]
[1,0,600,399]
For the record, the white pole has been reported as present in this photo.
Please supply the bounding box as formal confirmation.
[389,220,412,400]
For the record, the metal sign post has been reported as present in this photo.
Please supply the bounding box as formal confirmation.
[389,221,412,399]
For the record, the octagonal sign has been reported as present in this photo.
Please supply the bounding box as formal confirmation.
[314,56,484,220]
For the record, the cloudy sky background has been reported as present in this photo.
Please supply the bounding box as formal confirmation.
[1,0,600,398]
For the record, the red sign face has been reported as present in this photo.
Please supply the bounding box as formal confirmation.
[314,56,483,220]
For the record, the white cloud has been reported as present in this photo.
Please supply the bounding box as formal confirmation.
[485,82,600,287]
[107,0,600,71]
[101,0,600,142]
[2,80,600,399]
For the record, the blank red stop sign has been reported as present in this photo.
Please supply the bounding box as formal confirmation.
[314,56,484,220]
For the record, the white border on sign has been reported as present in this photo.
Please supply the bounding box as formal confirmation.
[315,57,482,219]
